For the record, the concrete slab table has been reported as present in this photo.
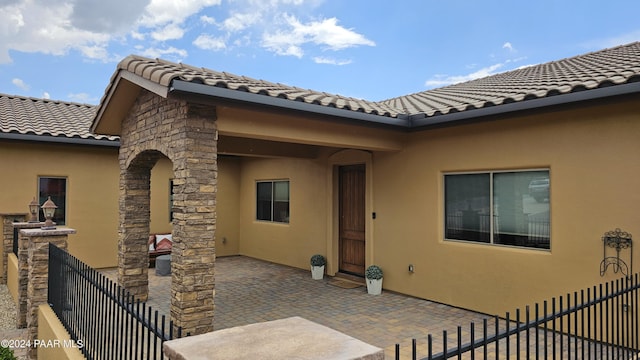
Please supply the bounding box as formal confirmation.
[163,316,384,360]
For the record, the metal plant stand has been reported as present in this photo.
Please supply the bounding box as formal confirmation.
[600,228,633,277]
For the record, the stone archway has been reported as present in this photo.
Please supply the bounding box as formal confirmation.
[118,90,217,335]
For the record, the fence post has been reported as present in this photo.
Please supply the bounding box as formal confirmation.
[0,213,27,284]
[20,227,76,360]
[11,220,47,328]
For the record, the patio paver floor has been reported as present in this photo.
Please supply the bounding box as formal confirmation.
[102,255,492,359]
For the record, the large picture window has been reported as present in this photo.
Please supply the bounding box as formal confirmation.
[39,177,67,225]
[256,180,290,223]
[444,170,550,249]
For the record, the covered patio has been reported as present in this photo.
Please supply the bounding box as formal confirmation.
[103,256,489,359]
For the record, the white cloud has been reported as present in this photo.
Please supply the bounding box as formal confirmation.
[425,63,505,88]
[193,34,226,51]
[313,57,352,65]
[42,92,50,99]
[582,30,640,50]
[138,0,222,28]
[221,12,261,32]
[0,0,222,64]
[68,92,93,103]
[130,30,145,40]
[503,42,515,52]
[70,0,148,33]
[0,0,371,67]
[138,46,188,60]
[261,14,375,57]
[12,78,29,90]
[151,23,185,41]
[0,1,113,63]
[262,30,304,57]
[200,15,217,25]
[78,45,112,61]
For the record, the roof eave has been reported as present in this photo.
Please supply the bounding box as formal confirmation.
[170,80,411,129]
[91,71,170,136]
[0,133,120,147]
[409,81,640,129]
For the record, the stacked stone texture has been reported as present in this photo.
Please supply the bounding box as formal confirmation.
[1,214,26,284]
[14,222,46,329]
[22,229,74,359]
[118,90,217,335]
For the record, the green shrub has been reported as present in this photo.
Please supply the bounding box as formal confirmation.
[0,345,17,360]
[310,254,326,267]
[365,265,383,280]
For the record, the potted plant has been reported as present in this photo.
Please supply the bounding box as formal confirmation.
[310,254,326,280]
[365,265,383,295]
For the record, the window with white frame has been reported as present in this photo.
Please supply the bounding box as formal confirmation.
[256,180,290,223]
[444,170,550,249]
[38,177,67,225]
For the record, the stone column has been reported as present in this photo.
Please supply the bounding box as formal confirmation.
[0,213,26,284]
[119,165,152,302]
[20,227,75,360]
[169,105,217,336]
[13,221,48,328]
[117,93,217,336]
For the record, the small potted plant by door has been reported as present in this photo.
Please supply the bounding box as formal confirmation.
[365,265,383,295]
[310,254,326,280]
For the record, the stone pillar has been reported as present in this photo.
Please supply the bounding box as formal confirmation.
[117,92,217,336]
[170,105,217,336]
[1,213,26,284]
[20,227,75,360]
[13,221,48,328]
[119,165,152,302]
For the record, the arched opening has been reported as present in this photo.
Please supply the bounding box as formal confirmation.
[117,92,218,335]
[118,150,169,301]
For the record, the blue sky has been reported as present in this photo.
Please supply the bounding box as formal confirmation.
[1,0,639,104]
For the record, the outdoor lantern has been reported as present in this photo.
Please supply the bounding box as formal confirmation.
[28,197,40,223]
[41,196,57,230]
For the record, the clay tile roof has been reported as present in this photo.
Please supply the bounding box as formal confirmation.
[0,94,117,141]
[379,42,640,117]
[110,43,640,124]
[114,55,403,118]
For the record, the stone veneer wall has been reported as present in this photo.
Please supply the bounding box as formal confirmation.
[14,221,47,329]
[118,90,217,335]
[21,228,75,359]
[1,213,26,284]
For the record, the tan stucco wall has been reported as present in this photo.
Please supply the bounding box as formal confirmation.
[0,141,119,269]
[216,156,241,256]
[238,156,328,269]
[150,157,173,235]
[371,97,640,315]
[230,96,639,316]
[37,304,85,360]
[149,156,240,257]
[2,95,637,317]
[0,142,188,270]
[7,253,18,304]
[217,107,404,152]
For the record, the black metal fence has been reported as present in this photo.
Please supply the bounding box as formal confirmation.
[44,240,639,359]
[12,226,18,256]
[48,243,183,359]
[395,274,640,359]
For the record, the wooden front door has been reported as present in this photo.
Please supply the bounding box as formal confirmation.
[339,164,366,276]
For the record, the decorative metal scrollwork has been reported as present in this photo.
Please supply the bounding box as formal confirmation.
[600,228,632,277]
